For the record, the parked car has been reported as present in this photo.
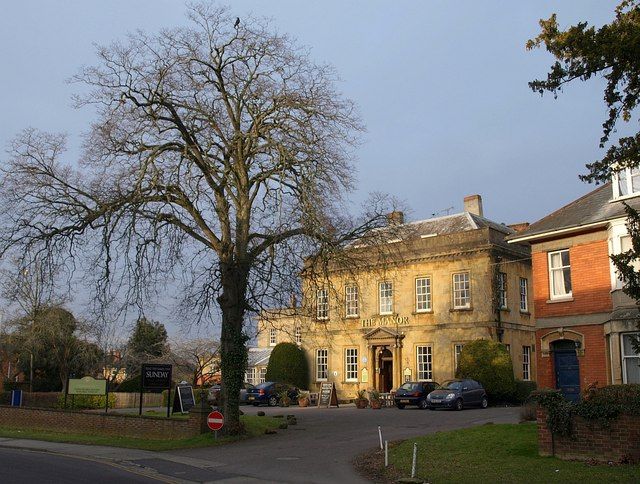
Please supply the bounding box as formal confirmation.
[246,382,299,406]
[427,379,488,410]
[394,381,439,409]
[207,382,256,406]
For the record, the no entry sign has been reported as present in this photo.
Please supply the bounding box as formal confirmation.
[207,410,224,431]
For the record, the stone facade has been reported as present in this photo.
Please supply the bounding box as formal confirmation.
[257,198,535,400]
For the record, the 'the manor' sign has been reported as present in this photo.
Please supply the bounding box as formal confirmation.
[361,315,410,328]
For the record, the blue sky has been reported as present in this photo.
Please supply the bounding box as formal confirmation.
[0,1,623,335]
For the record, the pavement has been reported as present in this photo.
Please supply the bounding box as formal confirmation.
[0,404,521,483]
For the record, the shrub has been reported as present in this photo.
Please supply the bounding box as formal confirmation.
[116,375,142,392]
[265,342,309,389]
[512,379,537,404]
[57,393,117,410]
[0,391,10,405]
[455,339,516,402]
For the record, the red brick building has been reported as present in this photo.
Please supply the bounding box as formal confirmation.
[509,178,640,400]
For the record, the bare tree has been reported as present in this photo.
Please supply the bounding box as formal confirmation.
[170,338,220,387]
[0,4,391,433]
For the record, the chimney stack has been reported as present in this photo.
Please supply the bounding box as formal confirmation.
[463,195,483,217]
[386,211,404,225]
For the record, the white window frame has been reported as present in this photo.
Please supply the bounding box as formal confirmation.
[345,348,358,382]
[415,276,432,312]
[621,333,640,384]
[519,277,529,312]
[259,367,267,383]
[454,343,464,371]
[316,348,328,381]
[522,346,531,381]
[548,249,572,299]
[245,367,256,385]
[295,325,302,345]
[613,166,640,199]
[498,272,507,309]
[269,328,277,346]
[345,285,359,318]
[316,288,329,320]
[416,345,433,381]
[452,272,471,309]
[379,281,393,315]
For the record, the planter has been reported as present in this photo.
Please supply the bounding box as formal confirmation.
[370,399,382,409]
[298,397,310,407]
[355,398,369,409]
[279,398,291,407]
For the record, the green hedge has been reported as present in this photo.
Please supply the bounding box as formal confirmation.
[512,380,537,404]
[265,342,309,389]
[456,339,516,402]
[57,393,117,410]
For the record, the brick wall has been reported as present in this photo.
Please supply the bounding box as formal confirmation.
[536,324,609,389]
[533,239,612,319]
[0,405,206,440]
[537,408,640,462]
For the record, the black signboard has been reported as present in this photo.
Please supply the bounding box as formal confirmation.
[173,384,196,414]
[318,382,339,408]
[142,364,172,389]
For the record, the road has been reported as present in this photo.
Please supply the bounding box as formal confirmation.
[0,405,521,483]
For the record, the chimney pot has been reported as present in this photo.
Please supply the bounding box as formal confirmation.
[463,195,483,217]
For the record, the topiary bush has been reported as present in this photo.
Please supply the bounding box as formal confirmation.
[265,342,309,389]
[455,339,516,402]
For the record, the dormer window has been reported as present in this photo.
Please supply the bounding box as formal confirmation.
[613,167,640,198]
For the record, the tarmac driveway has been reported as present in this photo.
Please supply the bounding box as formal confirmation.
[166,405,521,483]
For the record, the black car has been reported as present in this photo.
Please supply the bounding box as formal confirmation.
[246,382,299,406]
[427,379,488,410]
[394,381,439,409]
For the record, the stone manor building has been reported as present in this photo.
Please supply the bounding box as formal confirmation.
[254,195,535,399]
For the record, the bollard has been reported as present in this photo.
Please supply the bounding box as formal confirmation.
[411,442,417,478]
[384,440,388,467]
[378,426,383,450]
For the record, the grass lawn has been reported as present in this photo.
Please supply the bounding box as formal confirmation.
[0,415,283,451]
[379,423,639,483]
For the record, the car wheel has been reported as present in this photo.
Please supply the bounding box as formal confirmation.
[396,403,405,410]
[480,396,488,409]
[455,398,463,411]
[268,396,278,407]
[418,399,429,410]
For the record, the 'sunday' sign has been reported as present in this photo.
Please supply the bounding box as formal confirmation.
[142,363,172,389]
[68,376,107,395]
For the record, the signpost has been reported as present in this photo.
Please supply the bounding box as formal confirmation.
[318,382,339,408]
[207,410,224,439]
[66,376,108,412]
[172,383,196,414]
[140,363,173,418]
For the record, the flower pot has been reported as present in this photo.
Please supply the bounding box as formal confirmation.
[370,399,382,409]
[298,397,310,407]
[355,398,369,409]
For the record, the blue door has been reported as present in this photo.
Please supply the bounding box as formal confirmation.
[553,341,580,402]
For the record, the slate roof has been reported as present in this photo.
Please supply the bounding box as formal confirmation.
[247,347,272,366]
[508,182,640,242]
[348,211,515,248]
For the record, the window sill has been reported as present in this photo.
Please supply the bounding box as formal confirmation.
[546,297,574,304]
[499,307,510,313]
[344,315,359,319]
[412,310,433,315]
[450,307,473,312]
[519,310,531,316]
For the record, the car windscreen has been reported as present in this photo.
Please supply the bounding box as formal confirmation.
[438,380,462,390]
[255,382,273,389]
[399,383,420,391]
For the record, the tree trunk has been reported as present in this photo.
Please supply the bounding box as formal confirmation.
[217,260,249,435]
